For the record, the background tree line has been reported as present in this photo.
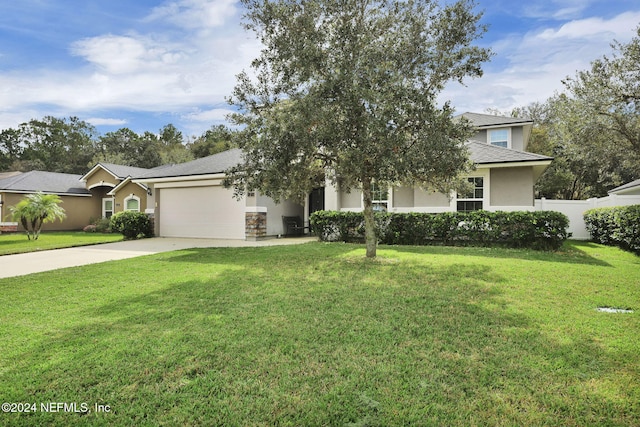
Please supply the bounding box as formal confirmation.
[2,25,638,199]
[0,119,237,174]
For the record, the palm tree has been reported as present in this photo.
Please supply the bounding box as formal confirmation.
[10,192,66,240]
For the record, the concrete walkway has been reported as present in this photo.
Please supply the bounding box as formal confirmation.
[0,236,317,279]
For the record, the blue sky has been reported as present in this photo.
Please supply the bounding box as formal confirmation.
[1,0,639,138]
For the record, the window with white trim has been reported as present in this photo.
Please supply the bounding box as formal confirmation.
[102,198,114,218]
[371,183,389,212]
[489,129,509,148]
[124,195,140,212]
[457,177,484,212]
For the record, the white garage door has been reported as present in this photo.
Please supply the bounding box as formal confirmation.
[159,186,245,239]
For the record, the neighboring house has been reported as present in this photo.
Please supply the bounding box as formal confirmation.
[134,112,553,240]
[608,179,640,196]
[0,163,154,232]
[0,171,96,230]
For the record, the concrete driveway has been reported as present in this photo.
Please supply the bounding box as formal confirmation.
[0,236,317,279]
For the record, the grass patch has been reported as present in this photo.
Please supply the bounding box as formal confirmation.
[0,232,122,255]
[0,241,638,425]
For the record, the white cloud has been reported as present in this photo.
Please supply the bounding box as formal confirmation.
[442,10,640,114]
[536,11,640,41]
[70,34,188,74]
[3,0,638,137]
[86,117,128,126]
[522,0,595,20]
[145,0,238,30]
[0,0,261,135]
[183,107,234,122]
[181,107,236,134]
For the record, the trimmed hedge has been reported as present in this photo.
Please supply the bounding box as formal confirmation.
[584,205,640,254]
[110,211,154,240]
[310,210,570,251]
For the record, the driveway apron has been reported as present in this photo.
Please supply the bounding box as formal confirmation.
[0,237,316,279]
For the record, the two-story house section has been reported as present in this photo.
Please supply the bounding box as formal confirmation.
[319,112,553,217]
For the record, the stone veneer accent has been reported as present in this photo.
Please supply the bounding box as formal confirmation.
[245,212,267,240]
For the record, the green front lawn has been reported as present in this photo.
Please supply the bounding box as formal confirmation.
[0,232,122,255]
[1,242,638,426]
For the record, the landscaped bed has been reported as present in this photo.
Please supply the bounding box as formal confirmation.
[0,232,123,256]
[0,241,638,425]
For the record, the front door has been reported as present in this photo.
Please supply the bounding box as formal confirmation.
[309,187,325,216]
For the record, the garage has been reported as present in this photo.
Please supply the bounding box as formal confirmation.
[158,185,245,239]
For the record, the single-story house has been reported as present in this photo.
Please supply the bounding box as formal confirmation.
[0,171,96,230]
[0,163,154,232]
[608,178,640,196]
[0,112,554,238]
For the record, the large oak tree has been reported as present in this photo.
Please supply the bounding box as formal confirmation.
[226,0,492,257]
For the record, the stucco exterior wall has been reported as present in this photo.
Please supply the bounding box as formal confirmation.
[414,188,450,207]
[392,187,414,208]
[490,167,534,207]
[85,169,118,189]
[113,181,148,213]
[256,193,304,236]
[340,189,362,209]
[471,129,486,142]
[2,192,99,231]
[1,192,23,222]
[511,127,525,151]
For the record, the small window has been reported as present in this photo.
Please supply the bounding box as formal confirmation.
[371,183,389,212]
[124,196,140,212]
[102,198,114,218]
[489,129,509,148]
[457,177,484,212]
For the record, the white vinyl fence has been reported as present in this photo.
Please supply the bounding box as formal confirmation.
[535,195,640,240]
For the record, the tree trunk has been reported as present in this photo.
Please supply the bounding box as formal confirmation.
[362,178,377,258]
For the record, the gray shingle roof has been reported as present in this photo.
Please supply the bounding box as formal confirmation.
[135,148,243,179]
[97,163,153,179]
[0,171,89,195]
[467,140,552,164]
[136,143,550,181]
[458,112,533,128]
[609,178,640,194]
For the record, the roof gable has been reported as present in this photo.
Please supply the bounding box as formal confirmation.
[81,163,152,182]
[107,177,148,195]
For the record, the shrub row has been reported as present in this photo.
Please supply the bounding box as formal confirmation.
[584,205,640,254]
[310,210,570,250]
[83,217,113,233]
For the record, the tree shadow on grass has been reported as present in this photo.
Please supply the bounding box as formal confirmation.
[3,246,638,425]
[155,240,612,269]
[374,240,613,267]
